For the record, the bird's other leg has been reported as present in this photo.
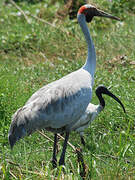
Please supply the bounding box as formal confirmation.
[80,136,86,146]
[76,148,86,178]
[52,133,58,168]
[59,132,69,166]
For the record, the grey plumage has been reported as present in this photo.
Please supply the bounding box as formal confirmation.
[8,4,120,166]
[8,69,92,149]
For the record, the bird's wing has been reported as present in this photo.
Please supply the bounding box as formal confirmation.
[17,69,93,131]
[24,83,90,129]
[25,82,55,105]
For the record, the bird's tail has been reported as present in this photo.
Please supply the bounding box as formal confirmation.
[8,108,26,149]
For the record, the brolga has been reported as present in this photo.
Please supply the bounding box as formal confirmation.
[8,4,120,167]
[72,85,126,146]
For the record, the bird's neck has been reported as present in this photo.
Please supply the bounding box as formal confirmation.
[96,93,105,109]
[78,14,96,77]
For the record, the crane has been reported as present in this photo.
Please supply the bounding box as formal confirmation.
[8,4,120,167]
[72,85,126,146]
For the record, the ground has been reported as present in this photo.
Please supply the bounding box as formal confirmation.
[0,0,135,179]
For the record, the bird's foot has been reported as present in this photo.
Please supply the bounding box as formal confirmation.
[51,158,57,168]
[58,161,66,174]
[76,148,86,178]
[59,158,65,167]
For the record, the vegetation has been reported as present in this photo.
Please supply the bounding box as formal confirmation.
[0,0,135,179]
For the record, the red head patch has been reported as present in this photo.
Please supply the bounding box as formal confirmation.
[78,5,87,15]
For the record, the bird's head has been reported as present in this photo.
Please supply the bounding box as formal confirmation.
[96,85,126,113]
[77,4,120,23]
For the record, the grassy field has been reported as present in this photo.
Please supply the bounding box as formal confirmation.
[0,0,135,179]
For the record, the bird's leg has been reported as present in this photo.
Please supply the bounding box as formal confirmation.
[80,136,86,146]
[59,132,69,166]
[52,133,58,168]
[76,148,86,178]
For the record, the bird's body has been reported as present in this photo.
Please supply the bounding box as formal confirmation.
[8,4,121,167]
[13,68,93,135]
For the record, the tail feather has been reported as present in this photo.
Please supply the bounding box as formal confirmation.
[8,124,26,149]
[8,108,26,149]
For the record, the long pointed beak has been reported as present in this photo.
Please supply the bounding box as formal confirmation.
[104,90,126,113]
[96,9,120,21]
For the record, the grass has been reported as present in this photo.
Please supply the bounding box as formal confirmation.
[0,0,135,179]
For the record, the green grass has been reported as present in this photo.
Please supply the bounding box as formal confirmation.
[0,0,135,179]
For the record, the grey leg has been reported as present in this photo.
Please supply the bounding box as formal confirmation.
[59,132,69,166]
[52,133,57,168]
